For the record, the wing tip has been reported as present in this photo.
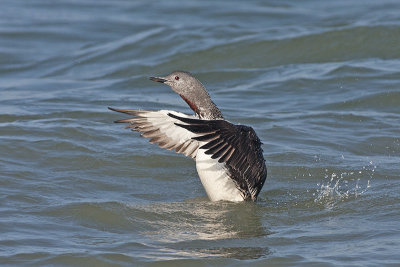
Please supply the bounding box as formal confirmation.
[109,107,127,114]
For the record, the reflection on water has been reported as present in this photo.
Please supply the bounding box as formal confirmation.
[127,200,271,260]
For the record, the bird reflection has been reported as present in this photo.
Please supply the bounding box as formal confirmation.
[133,199,271,260]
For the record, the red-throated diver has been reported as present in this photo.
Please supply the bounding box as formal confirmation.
[109,71,267,201]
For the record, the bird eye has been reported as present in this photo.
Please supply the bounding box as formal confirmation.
[175,76,179,80]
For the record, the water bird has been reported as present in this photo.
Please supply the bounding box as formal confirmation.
[109,71,267,201]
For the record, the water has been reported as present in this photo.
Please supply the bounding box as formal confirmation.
[1,0,399,265]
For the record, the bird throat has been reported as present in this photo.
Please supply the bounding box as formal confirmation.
[179,94,200,116]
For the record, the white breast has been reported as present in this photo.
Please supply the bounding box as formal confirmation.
[195,147,244,202]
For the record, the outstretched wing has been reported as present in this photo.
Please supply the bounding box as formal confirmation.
[109,107,199,158]
[168,113,267,201]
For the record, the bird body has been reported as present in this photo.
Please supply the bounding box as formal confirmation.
[195,148,244,201]
[110,71,267,202]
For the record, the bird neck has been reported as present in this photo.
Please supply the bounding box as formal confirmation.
[179,86,223,120]
[198,98,224,120]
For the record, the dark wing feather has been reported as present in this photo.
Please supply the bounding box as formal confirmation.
[169,113,267,201]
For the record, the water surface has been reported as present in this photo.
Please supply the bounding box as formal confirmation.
[1,0,400,266]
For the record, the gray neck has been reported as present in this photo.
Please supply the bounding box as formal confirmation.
[198,97,223,120]
[186,84,223,120]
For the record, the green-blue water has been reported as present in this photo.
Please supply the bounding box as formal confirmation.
[1,0,399,266]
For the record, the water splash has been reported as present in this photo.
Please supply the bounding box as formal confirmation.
[313,162,375,208]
